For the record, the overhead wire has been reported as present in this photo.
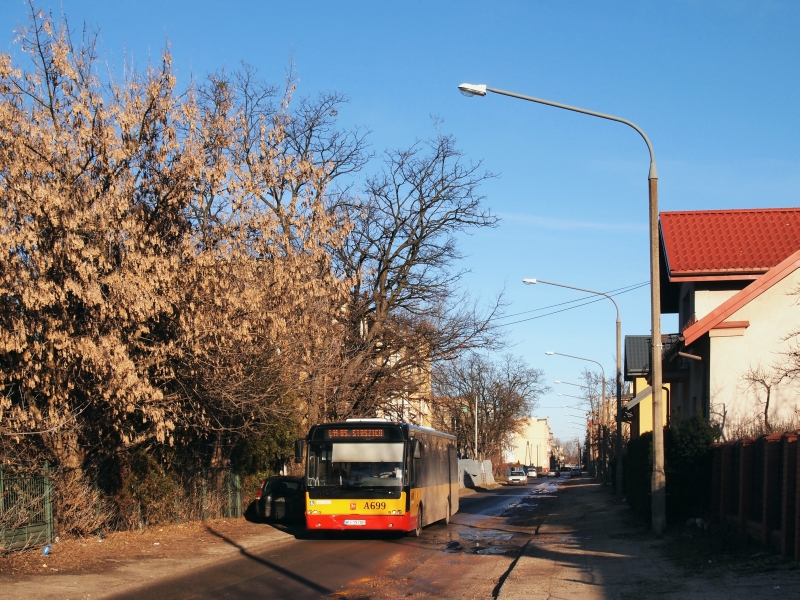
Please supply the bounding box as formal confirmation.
[493,281,649,328]
[497,280,649,320]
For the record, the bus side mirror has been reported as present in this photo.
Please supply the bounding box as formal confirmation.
[412,439,421,459]
[294,438,305,464]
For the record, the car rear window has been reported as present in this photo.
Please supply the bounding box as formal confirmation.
[264,479,301,492]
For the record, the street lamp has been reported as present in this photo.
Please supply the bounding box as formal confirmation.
[546,351,605,392]
[546,350,607,482]
[460,82,664,534]
[555,380,590,389]
[525,278,624,501]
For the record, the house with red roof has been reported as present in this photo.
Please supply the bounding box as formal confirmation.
[658,208,800,439]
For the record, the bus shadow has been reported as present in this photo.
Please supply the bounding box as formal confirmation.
[294,527,406,541]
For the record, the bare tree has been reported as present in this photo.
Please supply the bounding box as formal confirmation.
[431,353,549,463]
[331,133,505,419]
[741,364,784,433]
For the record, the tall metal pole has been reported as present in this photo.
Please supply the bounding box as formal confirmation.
[616,316,623,499]
[547,351,605,480]
[460,82,664,533]
[601,374,607,483]
[524,278,623,499]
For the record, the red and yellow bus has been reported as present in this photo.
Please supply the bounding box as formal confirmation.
[295,419,458,536]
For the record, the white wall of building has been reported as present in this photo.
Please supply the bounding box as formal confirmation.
[507,417,551,470]
[708,269,800,438]
[694,287,741,320]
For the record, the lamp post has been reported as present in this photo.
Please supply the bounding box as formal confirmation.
[459,82,664,534]
[557,393,588,402]
[556,395,596,472]
[474,395,478,461]
[546,352,605,397]
[573,434,583,471]
[525,278,624,501]
[546,351,606,480]
[555,380,590,389]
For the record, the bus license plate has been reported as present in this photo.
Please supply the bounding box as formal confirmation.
[344,519,366,526]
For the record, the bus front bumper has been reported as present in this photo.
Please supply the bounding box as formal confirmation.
[306,513,412,531]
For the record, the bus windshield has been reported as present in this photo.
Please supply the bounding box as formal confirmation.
[307,442,405,497]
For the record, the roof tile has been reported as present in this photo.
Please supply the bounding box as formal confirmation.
[661,208,800,277]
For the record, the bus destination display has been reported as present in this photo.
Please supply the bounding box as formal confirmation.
[325,428,385,439]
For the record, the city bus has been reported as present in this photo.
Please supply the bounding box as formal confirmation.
[295,419,458,536]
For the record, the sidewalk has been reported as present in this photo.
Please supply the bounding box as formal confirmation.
[499,479,799,600]
[1,520,296,600]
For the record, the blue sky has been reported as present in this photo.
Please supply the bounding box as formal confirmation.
[2,1,799,442]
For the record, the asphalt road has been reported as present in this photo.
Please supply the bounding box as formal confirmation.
[107,479,563,600]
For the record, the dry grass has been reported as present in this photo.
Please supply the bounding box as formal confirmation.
[0,516,266,575]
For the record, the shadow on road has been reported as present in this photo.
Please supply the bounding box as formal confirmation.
[201,526,332,594]
[106,524,334,599]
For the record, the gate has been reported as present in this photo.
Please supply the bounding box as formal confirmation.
[224,471,241,519]
[0,462,54,550]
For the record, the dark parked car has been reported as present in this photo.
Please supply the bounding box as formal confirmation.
[570,466,581,477]
[255,476,305,522]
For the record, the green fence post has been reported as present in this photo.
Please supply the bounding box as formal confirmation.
[201,469,208,521]
[224,472,231,519]
[43,461,53,543]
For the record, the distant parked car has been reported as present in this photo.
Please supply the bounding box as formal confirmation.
[547,469,558,477]
[526,468,537,479]
[507,469,527,485]
[570,466,581,477]
[559,466,571,478]
[255,476,305,522]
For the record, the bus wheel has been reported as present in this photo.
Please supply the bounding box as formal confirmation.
[412,506,423,537]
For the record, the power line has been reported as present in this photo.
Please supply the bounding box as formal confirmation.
[496,280,649,320]
[493,281,649,328]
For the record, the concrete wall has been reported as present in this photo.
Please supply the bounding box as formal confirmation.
[707,269,800,439]
[458,459,495,488]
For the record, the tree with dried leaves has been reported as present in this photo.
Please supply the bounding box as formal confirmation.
[0,7,349,479]
[0,4,507,534]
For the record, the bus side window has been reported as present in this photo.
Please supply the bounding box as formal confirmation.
[407,440,416,487]
[417,436,426,488]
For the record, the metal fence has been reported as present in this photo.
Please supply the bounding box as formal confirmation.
[0,462,53,551]
[1,463,241,549]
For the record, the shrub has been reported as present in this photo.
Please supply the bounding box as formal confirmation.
[623,414,720,523]
[623,432,652,520]
[664,413,720,521]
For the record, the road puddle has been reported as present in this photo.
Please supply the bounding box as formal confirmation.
[437,527,523,555]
